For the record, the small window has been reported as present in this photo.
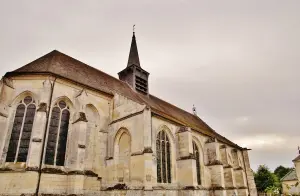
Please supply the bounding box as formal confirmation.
[6,96,36,162]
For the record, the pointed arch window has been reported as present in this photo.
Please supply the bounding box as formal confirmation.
[45,100,70,166]
[117,131,131,183]
[193,141,201,185]
[156,130,171,183]
[6,96,36,162]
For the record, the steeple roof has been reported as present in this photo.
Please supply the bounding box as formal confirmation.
[127,32,140,67]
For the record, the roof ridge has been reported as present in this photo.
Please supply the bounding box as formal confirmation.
[281,168,296,181]
[53,50,126,84]
[62,56,149,105]
[48,50,58,72]
[13,50,57,73]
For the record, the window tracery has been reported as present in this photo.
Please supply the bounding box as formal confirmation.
[45,100,70,166]
[156,130,171,183]
[6,96,36,162]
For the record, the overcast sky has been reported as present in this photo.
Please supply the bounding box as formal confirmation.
[1,0,299,171]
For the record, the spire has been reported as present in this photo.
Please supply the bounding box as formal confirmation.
[119,27,149,95]
[127,27,140,67]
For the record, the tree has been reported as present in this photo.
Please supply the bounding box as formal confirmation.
[254,165,280,192]
[274,165,293,180]
[265,185,280,195]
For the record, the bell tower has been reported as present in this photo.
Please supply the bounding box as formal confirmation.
[118,31,149,95]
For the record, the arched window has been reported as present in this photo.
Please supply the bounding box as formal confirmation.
[85,104,99,170]
[156,130,171,183]
[117,131,131,183]
[193,141,201,185]
[45,100,70,166]
[6,96,36,162]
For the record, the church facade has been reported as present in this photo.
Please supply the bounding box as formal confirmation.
[0,33,257,196]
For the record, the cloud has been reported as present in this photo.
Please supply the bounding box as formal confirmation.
[235,116,250,125]
[234,134,286,149]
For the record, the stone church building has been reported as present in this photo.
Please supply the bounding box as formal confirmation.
[0,33,257,196]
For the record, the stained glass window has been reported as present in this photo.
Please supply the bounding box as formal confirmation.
[156,130,171,183]
[193,141,201,185]
[6,96,36,162]
[45,101,70,166]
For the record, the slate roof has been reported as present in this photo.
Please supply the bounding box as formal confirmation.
[127,33,140,67]
[281,169,298,181]
[5,50,242,149]
[293,155,300,162]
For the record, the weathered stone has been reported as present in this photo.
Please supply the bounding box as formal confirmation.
[32,137,42,142]
[0,36,257,195]
[37,102,47,112]
[3,77,14,89]
[72,112,88,124]
[105,183,128,190]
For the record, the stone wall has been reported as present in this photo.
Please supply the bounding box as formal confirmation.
[0,74,257,195]
[282,180,300,195]
[0,171,38,195]
[0,76,108,195]
[242,150,258,196]
[294,160,300,182]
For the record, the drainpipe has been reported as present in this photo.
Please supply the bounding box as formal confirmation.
[35,77,56,196]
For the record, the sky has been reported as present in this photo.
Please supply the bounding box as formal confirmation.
[0,0,299,171]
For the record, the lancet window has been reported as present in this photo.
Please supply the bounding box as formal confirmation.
[6,96,36,162]
[156,130,171,183]
[44,100,70,166]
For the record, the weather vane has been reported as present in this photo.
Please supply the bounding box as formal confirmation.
[133,24,135,33]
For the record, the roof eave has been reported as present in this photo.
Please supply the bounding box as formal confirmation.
[4,71,115,98]
[151,108,243,150]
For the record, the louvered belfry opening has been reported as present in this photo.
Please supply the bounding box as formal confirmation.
[135,68,148,94]
[6,96,36,163]
[45,100,70,166]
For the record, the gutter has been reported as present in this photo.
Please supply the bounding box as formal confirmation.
[151,110,243,150]
[35,77,56,196]
[5,72,115,99]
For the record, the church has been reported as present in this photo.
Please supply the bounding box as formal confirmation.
[0,32,257,196]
